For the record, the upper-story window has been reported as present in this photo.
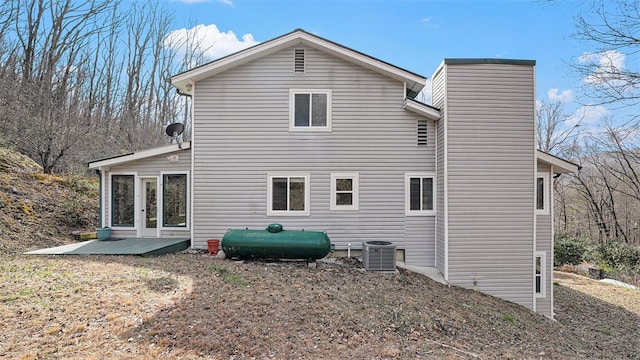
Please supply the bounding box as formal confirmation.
[536,173,550,215]
[289,89,332,131]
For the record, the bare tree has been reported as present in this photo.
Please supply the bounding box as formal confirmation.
[536,99,582,155]
[0,0,117,173]
[0,0,223,173]
[573,0,640,116]
[557,121,640,244]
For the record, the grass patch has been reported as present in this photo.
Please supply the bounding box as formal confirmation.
[0,288,35,302]
[502,313,516,324]
[596,327,616,336]
[209,264,247,286]
[210,264,229,276]
[224,273,248,286]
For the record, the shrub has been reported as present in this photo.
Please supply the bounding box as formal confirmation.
[60,175,99,228]
[579,240,640,286]
[554,236,587,266]
[595,240,640,270]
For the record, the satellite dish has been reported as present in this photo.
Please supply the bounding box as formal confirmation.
[165,122,185,148]
[166,122,185,137]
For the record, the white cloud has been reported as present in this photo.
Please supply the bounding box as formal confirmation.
[171,0,233,5]
[565,104,608,127]
[420,17,438,28]
[578,50,626,85]
[164,24,258,63]
[547,88,574,103]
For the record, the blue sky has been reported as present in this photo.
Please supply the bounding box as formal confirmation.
[164,0,612,129]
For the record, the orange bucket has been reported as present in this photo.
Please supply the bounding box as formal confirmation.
[207,239,220,256]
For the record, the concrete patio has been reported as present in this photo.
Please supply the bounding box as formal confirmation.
[26,238,190,256]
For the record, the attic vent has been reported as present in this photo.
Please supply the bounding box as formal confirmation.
[294,48,305,73]
[417,120,428,146]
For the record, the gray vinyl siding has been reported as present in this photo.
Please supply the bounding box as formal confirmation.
[536,215,552,317]
[103,149,192,239]
[443,62,536,309]
[191,45,436,266]
[431,66,445,109]
[405,217,435,266]
[433,66,446,275]
[536,163,553,317]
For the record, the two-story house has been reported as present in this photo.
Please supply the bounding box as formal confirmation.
[88,29,578,318]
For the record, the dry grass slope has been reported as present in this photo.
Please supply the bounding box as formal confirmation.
[0,147,639,359]
[0,147,98,255]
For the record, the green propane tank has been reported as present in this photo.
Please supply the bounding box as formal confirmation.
[221,224,331,260]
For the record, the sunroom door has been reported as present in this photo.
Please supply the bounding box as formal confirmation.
[142,178,158,237]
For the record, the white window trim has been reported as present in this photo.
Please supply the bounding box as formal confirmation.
[109,172,137,229]
[289,89,332,132]
[160,171,190,230]
[267,172,311,216]
[535,251,547,298]
[536,172,550,215]
[330,173,359,211]
[405,172,436,216]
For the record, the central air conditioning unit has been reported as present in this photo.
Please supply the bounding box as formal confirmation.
[362,241,396,271]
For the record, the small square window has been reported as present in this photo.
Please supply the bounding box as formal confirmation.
[405,173,435,216]
[331,173,359,211]
[268,173,310,216]
[290,89,331,131]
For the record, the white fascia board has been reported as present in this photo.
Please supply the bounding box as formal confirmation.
[403,99,440,121]
[536,151,579,174]
[298,33,426,92]
[89,142,191,170]
[171,35,297,94]
[171,30,427,95]
[431,60,446,81]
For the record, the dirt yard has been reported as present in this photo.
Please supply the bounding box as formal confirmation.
[1,253,639,359]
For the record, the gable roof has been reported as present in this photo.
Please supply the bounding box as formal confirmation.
[403,98,441,121]
[88,142,191,170]
[171,29,427,97]
[536,150,579,174]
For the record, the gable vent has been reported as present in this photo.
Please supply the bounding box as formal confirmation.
[417,120,428,146]
[294,48,305,73]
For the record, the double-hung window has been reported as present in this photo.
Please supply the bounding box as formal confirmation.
[405,173,435,216]
[267,173,310,216]
[290,89,331,131]
[330,173,359,211]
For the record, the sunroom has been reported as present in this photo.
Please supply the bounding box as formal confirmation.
[88,142,192,240]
